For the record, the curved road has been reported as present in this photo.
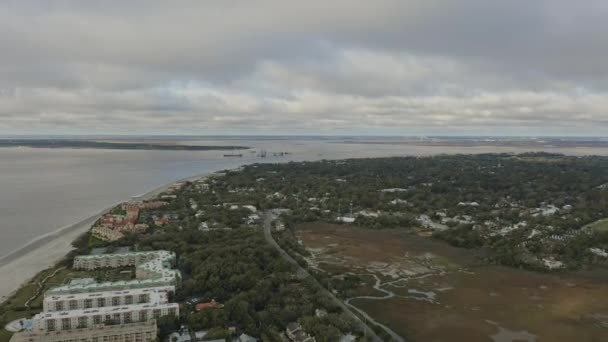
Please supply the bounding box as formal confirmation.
[263,212,403,342]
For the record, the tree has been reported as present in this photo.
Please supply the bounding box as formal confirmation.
[157,316,179,339]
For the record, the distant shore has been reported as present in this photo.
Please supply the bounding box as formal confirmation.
[0,171,216,304]
[0,139,249,151]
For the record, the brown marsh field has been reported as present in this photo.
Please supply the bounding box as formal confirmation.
[296,223,608,342]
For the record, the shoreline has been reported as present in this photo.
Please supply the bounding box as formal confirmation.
[0,171,218,304]
[6,148,606,304]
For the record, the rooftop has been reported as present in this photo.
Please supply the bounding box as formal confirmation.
[45,285,174,304]
[47,250,179,295]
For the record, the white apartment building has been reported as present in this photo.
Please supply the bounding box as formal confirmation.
[44,285,175,312]
[32,301,178,332]
[10,319,158,342]
[13,249,181,342]
[46,250,180,296]
[73,250,175,271]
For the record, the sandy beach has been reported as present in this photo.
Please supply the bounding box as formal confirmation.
[0,172,212,304]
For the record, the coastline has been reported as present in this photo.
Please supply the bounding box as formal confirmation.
[0,171,217,304]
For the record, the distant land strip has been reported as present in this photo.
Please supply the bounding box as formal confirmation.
[0,139,249,151]
[336,139,608,148]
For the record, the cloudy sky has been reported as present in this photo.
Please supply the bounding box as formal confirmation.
[0,1,607,136]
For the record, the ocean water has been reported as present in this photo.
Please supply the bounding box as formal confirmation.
[1,136,607,259]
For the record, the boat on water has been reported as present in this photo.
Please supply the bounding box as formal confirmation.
[223,153,243,157]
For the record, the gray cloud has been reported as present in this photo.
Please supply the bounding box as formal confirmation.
[0,0,606,135]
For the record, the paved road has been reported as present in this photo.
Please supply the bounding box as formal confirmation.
[263,212,386,342]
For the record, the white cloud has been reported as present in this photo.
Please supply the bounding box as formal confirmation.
[0,1,606,135]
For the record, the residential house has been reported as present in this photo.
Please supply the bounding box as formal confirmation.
[286,322,315,342]
[234,333,257,342]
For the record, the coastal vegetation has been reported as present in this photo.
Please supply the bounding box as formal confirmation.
[69,179,363,341]
[212,153,608,271]
[281,222,608,341]
[3,153,608,341]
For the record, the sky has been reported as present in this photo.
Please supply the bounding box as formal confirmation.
[0,0,607,136]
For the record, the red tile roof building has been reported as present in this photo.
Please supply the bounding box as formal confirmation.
[195,299,221,311]
[92,201,167,241]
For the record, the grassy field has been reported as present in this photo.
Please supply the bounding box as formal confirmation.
[297,222,608,342]
[0,266,63,342]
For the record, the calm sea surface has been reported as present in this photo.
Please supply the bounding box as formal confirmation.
[1,137,607,258]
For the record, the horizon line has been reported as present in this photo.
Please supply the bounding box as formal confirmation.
[0,134,607,139]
